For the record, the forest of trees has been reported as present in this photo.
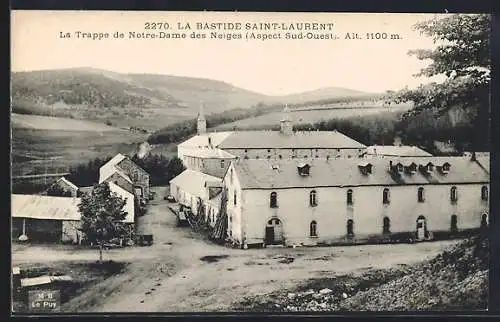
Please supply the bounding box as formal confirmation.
[11,70,171,109]
[130,154,186,186]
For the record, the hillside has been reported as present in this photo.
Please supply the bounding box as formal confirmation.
[276,87,372,104]
[11,68,374,131]
[236,235,488,311]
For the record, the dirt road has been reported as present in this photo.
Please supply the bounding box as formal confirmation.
[12,186,462,312]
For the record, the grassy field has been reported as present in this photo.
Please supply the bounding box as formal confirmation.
[11,113,121,132]
[215,104,411,131]
[11,114,147,176]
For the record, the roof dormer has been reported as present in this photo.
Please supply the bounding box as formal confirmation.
[440,162,451,174]
[419,161,434,174]
[358,161,373,175]
[404,162,417,174]
[297,163,310,176]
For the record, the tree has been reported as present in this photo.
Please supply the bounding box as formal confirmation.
[395,14,491,150]
[167,157,186,182]
[77,182,128,262]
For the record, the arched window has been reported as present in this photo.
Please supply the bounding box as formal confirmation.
[417,187,425,202]
[481,186,489,201]
[270,192,278,208]
[346,189,353,205]
[451,215,458,233]
[220,160,225,169]
[309,190,317,207]
[310,221,317,237]
[383,188,390,204]
[383,216,391,234]
[347,219,354,236]
[450,186,458,203]
[481,214,488,228]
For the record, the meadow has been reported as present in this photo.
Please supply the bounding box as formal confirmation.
[11,114,147,176]
[215,104,412,131]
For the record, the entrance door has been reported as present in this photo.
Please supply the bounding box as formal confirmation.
[265,218,283,245]
[416,216,426,240]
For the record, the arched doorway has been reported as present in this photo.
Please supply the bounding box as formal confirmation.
[481,213,488,229]
[416,215,427,240]
[265,218,283,245]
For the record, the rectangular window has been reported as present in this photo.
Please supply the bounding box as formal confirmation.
[220,160,225,168]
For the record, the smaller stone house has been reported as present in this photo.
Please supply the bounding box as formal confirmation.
[99,154,150,204]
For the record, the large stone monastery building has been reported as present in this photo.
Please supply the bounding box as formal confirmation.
[170,104,490,248]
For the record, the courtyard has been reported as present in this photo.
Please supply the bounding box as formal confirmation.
[12,186,463,312]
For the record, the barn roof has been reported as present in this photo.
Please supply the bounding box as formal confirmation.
[170,170,221,198]
[12,185,135,223]
[99,154,131,184]
[11,194,81,221]
[366,145,433,157]
[217,130,366,149]
[232,156,489,189]
[99,164,132,184]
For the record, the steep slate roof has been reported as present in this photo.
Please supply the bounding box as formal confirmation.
[217,130,366,149]
[12,194,81,221]
[99,167,132,184]
[183,148,236,159]
[108,182,135,223]
[233,156,489,189]
[178,132,233,149]
[170,170,221,198]
[366,145,433,157]
[99,153,130,184]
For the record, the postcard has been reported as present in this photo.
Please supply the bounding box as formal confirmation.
[10,10,490,313]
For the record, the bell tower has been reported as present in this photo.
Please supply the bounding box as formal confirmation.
[280,104,293,135]
[197,101,207,135]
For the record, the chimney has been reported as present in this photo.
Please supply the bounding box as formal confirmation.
[471,151,477,161]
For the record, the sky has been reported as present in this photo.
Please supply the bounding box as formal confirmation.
[11,11,451,96]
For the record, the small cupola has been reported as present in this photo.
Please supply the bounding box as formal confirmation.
[297,162,310,176]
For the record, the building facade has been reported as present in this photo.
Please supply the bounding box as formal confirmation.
[178,105,367,178]
[222,155,489,248]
